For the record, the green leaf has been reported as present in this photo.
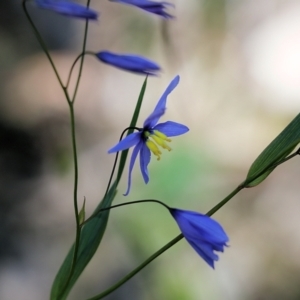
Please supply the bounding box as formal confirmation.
[246,113,300,186]
[78,197,86,225]
[50,77,148,300]
[50,182,117,300]
[117,76,148,183]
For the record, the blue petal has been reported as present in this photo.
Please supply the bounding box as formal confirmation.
[108,132,142,153]
[144,75,180,128]
[96,51,160,75]
[154,121,189,137]
[35,0,98,19]
[189,240,217,268]
[110,0,174,18]
[173,209,229,243]
[139,144,151,183]
[124,141,143,196]
[170,208,229,268]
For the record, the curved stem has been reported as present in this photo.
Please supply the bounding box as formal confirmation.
[93,199,171,215]
[81,126,141,226]
[104,127,141,196]
[66,51,95,89]
[85,149,300,300]
[71,0,91,103]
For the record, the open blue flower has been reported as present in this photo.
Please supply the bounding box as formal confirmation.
[108,75,188,195]
[110,0,174,18]
[35,0,98,20]
[170,208,229,268]
[96,51,160,75]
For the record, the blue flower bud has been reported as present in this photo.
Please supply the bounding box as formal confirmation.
[35,0,98,20]
[96,51,161,75]
[170,208,229,268]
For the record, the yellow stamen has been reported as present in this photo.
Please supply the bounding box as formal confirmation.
[146,140,162,160]
[144,130,172,160]
[151,135,172,151]
[153,130,172,142]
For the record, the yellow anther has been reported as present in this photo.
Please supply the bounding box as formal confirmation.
[151,135,172,151]
[144,130,172,160]
[146,140,162,160]
[153,130,172,142]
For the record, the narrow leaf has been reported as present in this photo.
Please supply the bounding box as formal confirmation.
[50,182,117,300]
[246,113,300,186]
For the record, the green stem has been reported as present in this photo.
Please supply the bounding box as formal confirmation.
[57,102,81,299]
[58,3,93,293]
[71,0,91,103]
[95,199,171,214]
[68,103,81,271]
[22,0,65,91]
[206,186,243,216]
[86,234,183,300]
[86,149,299,300]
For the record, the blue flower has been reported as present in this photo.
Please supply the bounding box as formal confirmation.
[170,208,229,268]
[108,75,188,195]
[34,0,98,20]
[96,51,160,75]
[110,0,174,18]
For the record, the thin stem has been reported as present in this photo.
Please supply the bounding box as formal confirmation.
[22,0,65,91]
[71,0,91,103]
[66,51,95,89]
[85,149,300,300]
[57,102,81,299]
[104,127,140,196]
[58,2,93,293]
[69,103,80,251]
[96,199,170,214]
[86,234,183,300]
[206,186,243,216]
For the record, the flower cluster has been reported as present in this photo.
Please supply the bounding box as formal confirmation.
[33,0,230,273]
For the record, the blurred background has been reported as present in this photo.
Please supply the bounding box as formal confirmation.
[1,0,300,299]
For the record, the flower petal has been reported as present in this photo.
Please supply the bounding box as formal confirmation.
[144,75,180,128]
[139,144,151,183]
[110,0,174,18]
[189,240,218,268]
[177,211,229,244]
[96,51,160,75]
[154,121,189,137]
[108,132,142,153]
[35,0,98,19]
[124,141,143,196]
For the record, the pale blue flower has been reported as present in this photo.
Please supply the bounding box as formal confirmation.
[170,208,229,268]
[109,75,188,195]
